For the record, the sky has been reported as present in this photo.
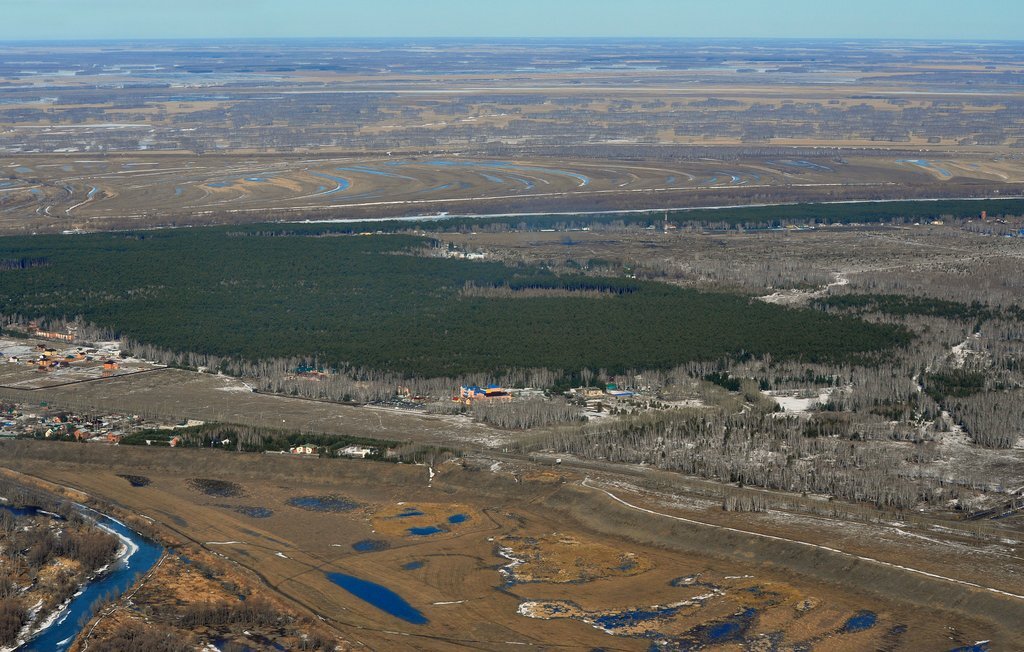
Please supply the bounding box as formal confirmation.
[1,0,1022,41]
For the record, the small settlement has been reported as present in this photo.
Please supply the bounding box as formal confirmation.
[0,331,156,391]
[0,401,205,446]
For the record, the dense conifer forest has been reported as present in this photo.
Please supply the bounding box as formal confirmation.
[0,226,908,377]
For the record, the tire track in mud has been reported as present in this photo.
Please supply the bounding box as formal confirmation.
[581,477,1024,602]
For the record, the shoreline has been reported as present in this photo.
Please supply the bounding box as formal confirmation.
[0,499,155,651]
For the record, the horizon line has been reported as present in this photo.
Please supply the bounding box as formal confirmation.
[2,35,1023,45]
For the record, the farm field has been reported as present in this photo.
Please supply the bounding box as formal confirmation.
[2,442,1019,650]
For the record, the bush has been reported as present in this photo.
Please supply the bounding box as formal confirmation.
[0,598,27,647]
[179,597,281,629]
[100,621,193,652]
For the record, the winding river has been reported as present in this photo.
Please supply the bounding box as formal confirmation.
[0,503,163,651]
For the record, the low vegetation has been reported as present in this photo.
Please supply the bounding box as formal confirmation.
[100,621,194,652]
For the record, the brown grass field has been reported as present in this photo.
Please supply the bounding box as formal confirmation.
[2,441,1022,650]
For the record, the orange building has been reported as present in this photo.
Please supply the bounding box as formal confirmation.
[456,385,513,404]
[34,331,74,342]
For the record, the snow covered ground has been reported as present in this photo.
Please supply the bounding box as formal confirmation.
[763,387,834,414]
[759,272,849,306]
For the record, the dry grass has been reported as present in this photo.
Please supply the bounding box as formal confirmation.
[0,442,1016,650]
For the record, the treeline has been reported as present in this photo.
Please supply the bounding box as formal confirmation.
[179,597,281,629]
[949,392,1024,450]
[99,621,193,652]
[470,397,584,430]
[459,276,640,299]
[120,422,395,456]
[0,256,49,271]
[225,198,1024,236]
[179,597,331,646]
[851,256,1024,311]
[815,293,1024,324]
[529,408,940,510]
[124,345,568,404]
[93,593,331,650]
[122,422,460,464]
[0,476,79,517]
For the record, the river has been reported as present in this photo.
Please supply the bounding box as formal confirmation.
[0,502,163,651]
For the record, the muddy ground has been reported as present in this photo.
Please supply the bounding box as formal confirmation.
[2,441,1020,650]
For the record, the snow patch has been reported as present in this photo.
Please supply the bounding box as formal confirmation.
[759,272,848,306]
[764,387,834,414]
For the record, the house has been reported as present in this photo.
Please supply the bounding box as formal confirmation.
[457,385,512,403]
[337,445,374,459]
[607,390,636,398]
[570,387,605,399]
[169,435,182,448]
[289,444,319,456]
[34,331,74,342]
[102,360,119,371]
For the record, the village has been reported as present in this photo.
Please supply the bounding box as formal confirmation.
[0,328,158,390]
[0,400,200,446]
[282,362,684,419]
[0,399,391,461]
[0,379,671,450]
[0,330,750,442]
[1,330,819,461]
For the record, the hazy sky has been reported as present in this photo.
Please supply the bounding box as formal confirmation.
[1,0,1022,41]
